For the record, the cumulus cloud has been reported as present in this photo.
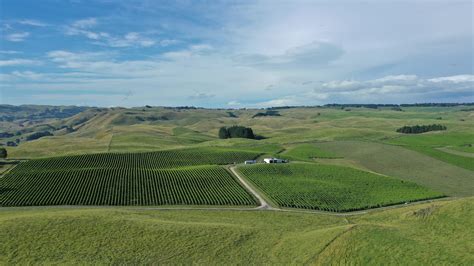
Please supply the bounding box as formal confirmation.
[5,32,30,42]
[311,74,474,103]
[251,96,301,108]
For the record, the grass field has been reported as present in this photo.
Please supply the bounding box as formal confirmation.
[385,132,474,170]
[237,163,442,212]
[406,146,474,171]
[281,143,340,161]
[0,197,472,264]
[315,141,474,197]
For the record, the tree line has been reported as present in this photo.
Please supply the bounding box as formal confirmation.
[219,126,255,139]
[396,124,446,134]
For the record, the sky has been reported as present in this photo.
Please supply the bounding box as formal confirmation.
[0,0,473,108]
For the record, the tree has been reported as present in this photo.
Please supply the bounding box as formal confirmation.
[0,147,7,159]
[218,126,255,139]
[396,124,446,134]
[218,127,230,139]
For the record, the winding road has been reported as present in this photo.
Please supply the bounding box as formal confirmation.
[229,166,275,210]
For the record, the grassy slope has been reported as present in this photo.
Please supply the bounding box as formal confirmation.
[316,141,474,197]
[386,132,474,170]
[7,106,473,157]
[408,146,474,171]
[0,197,472,264]
[280,143,340,161]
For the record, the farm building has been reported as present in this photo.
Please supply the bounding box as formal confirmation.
[263,158,287,164]
[244,160,256,165]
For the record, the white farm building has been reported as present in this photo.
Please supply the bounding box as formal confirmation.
[263,158,287,164]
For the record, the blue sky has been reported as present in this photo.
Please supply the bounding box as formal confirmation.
[0,0,472,107]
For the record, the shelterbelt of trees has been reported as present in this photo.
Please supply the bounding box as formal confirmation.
[396,124,447,134]
[218,126,255,139]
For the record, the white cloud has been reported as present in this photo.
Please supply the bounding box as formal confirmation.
[72,18,97,28]
[64,19,158,48]
[5,32,30,42]
[189,92,215,100]
[234,41,343,68]
[105,32,156,47]
[160,39,180,47]
[252,96,301,108]
[0,59,40,66]
[46,50,160,77]
[64,26,106,40]
[162,44,213,59]
[227,101,241,106]
[18,19,47,27]
[428,75,474,83]
[0,50,22,54]
[64,18,107,41]
[11,71,44,80]
[310,74,474,103]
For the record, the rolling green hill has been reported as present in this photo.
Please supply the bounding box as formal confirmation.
[1,197,472,264]
[1,105,473,264]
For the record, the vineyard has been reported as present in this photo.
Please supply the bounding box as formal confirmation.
[0,148,260,206]
[237,163,444,212]
[12,147,261,172]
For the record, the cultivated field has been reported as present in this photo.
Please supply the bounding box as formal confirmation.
[0,166,256,206]
[0,148,259,206]
[10,147,261,171]
[238,163,443,211]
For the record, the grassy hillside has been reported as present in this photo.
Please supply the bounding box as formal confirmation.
[316,141,474,197]
[0,197,472,264]
[6,105,473,159]
[280,143,340,161]
[386,132,474,170]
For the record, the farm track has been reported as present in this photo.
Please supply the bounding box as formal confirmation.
[0,196,452,216]
[229,166,275,210]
